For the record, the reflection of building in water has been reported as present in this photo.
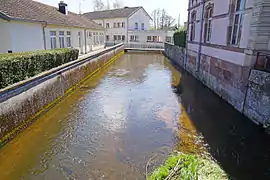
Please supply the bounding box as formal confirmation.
[110,53,165,82]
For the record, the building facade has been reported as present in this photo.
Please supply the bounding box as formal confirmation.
[0,0,105,54]
[186,0,270,124]
[83,7,174,47]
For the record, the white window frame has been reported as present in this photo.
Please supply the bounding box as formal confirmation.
[135,22,138,30]
[59,31,65,48]
[66,31,71,48]
[190,12,196,41]
[50,31,57,49]
[141,23,145,30]
[230,0,245,46]
[106,23,110,28]
[205,7,213,42]
[147,36,152,41]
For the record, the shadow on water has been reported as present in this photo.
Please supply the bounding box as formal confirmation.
[171,62,270,180]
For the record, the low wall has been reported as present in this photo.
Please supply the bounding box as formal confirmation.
[0,45,124,146]
[164,43,270,128]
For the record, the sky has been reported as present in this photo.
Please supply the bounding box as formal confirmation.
[36,0,188,25]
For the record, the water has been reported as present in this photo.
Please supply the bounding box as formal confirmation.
[0,53,269,180]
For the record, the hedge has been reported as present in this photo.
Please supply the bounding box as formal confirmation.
[173,30,187,48]
[0,48,79,89]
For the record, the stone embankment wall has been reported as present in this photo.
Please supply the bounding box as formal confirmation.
[164,42,270,128]
[0,45,124,145]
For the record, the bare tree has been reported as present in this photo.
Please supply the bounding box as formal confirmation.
[112,0,123,9]
[151,8,175,30]
[105,0,111,9]
[93,0,105,11]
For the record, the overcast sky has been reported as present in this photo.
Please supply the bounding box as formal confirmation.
[36,0,188,25]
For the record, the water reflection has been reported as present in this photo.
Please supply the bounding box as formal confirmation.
[0,53,269,180]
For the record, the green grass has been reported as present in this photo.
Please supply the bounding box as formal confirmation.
[148,153,228,180]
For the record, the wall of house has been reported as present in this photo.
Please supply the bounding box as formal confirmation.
[0,19,12,53]
[94,18,128,44]
[45,26,105,54]
[9,21,44,52]
[128,8,151,31]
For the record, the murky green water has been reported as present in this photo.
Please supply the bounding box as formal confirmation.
[0,53,269,180]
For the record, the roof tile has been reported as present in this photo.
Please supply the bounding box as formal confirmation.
[0,0,103,29]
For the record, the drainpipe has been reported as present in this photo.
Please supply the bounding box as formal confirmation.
[42,22,47,50]
[197,0,205,73]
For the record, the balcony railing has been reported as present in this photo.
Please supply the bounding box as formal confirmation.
[255,51,270,72]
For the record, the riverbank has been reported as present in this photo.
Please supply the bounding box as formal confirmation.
[148,152,228,180]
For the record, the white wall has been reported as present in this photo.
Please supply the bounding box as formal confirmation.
[0,19,12,53]
[9,21,44,53]
[45,26,105,54]
[128,8,151,31]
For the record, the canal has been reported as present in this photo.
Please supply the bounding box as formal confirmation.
[0,53,269,180]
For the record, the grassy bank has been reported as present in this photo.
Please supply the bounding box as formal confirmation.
[148,152,228,180]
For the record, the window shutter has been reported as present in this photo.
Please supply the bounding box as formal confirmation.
[227,25,232,45]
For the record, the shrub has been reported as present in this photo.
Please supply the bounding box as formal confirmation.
[0,48,79,89]
[173,30,187,48]
[149,153,228,180]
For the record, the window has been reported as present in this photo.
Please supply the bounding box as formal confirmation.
[191,0,198,6]
[122,35,125,41]
[106,35,110,41]
[99,33,104,44]
[117,35,121,41]
[130,35,139,42]
[78,32,82,48]
[166,36,172,43]
[190,12,196,41]
[50,31,57,49]
[135,22,138,30]
[66,31,71,47]
[147,36,152,41]
[122,22,125,28]
[141,23,145,30]
[106,23,110,28]
[59,31,65,48]
[117,22,120,28]
[114,35,117,41]
[153,36,158,42]
[228,0,245,45]
[114,23,117,28]
[204,6,213,42]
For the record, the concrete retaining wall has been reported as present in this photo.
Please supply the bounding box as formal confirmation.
[244,70,270,126]
[0,45,124,145]
[164,43,270,128]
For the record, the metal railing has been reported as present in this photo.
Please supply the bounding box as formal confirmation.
[255,51,270,73]
[124,42,165,49]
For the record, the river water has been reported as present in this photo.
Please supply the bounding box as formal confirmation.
[0,53,269,180]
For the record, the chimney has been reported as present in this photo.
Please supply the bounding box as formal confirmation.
[59,1,68,15]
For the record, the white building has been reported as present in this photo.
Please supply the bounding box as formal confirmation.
[83,7,174,48]
[0,0,105,54]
